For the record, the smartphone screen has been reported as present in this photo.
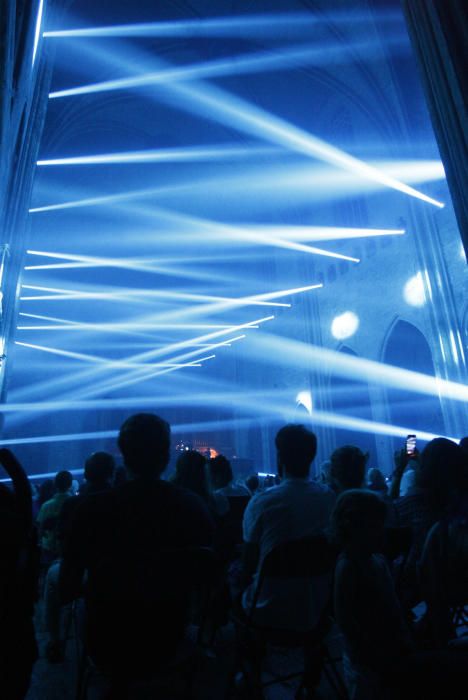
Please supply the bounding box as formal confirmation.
[406,434,416,455]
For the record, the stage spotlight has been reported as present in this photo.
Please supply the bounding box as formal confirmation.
[296,390,313,415]
[403,271,426,307]
[331,311,359,340]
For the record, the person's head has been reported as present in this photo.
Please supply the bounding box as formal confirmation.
[245,473,259,494]
[275,424,317,478]
[419,437,467,514]
[55,470,72,494]
[84,451,115,488]
[208,455,233,490]
[367,467,388,494]
[172,450,209,501]
[118,413,170,478]
[331,489,386,556]
[330,445,367,493]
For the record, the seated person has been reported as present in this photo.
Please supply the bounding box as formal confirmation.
[36,470,73,565]
[330,446,367,494]
[209,455,250,499]
[418,457,468,646]
[209,455,251,558]
[367,468,390,500]
[391,438,466,607]
[43,452,115,663]
[241,424,335,629]
[333,489,468,700]
[245,473,259,496]
[170,449,219,513]
[60,414,215,684]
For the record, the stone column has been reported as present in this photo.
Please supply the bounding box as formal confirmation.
[402,0,468,255]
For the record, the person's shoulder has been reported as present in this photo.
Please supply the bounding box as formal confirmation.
[249,484,280,505]
[304,480,336,501]
[72,488,115,519]
[168,482,212,513]
[37,497,54,518]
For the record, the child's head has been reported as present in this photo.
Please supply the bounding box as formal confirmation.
[331,489,386,555]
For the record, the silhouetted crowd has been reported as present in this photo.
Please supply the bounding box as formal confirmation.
[1,415,468,699]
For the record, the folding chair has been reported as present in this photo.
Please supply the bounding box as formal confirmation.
[232,535,348,699]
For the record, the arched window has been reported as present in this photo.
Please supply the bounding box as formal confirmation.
[383,320,444,436]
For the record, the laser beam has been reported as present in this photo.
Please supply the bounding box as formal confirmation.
[43,12,401,39]
[45,46,443,207]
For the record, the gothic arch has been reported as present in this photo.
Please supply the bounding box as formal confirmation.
[382,319,444,436]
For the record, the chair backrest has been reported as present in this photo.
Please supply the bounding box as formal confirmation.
[261,534,338,579]
[248,534,337,620]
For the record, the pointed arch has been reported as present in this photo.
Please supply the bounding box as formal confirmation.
[382,319,444,435]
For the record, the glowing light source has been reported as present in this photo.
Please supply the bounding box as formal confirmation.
[331,312,359,340]
[403,271,426,307]
[296,390,312,415]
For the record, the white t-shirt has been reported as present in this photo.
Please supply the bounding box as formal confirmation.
[400,466,417,496]
[242,476,336,629]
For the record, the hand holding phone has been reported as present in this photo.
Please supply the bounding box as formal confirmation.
[406,434,417,456]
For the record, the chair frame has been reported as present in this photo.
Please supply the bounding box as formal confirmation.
[231,534,348,699]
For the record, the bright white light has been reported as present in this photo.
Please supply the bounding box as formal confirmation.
[331,312,359,340]
[14,342,204,368]
[17,323,238,331]
[32,0,44,66]
[296,390,312,414]
[251,226,405,242]
[48,37,406,100]
[44,48,443,208]
[37,144,278,166]
[403,271,426,307]
[0,411,457,448]
[43,12,400,39]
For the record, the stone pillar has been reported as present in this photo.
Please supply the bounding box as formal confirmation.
[0,1,60,405]
[402,0,468,256]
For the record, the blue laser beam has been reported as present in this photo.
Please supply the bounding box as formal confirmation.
[45,44,443,207]
[43,11,401,39]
